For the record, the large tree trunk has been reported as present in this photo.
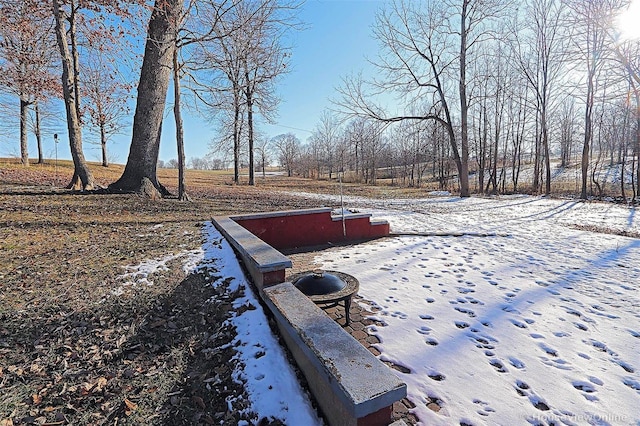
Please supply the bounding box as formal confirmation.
[110,0,183,194]
[52,0,94,190]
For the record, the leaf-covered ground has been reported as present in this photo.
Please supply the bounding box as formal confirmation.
[0,160,334,426]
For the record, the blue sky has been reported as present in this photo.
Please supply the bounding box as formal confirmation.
[1,0,385,164]
[157,0,384,165]
[153,0,384,163]
[155,0,385,164]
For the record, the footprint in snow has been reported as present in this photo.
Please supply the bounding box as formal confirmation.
[419,314,435,320]
[508,357,525,369]
[473,399,496,417]
[454,306,476,318]
[510,319,528,329]
[572,380,599,399]
[541,357,572,371]
[630,329,640,338]
[428,371,446,381]
[455,321,470,329]
[473,336,496,350]
[623,377,640,391]
[584,339,611,354]
[515,380,530,396]
[425,337,439,346]
[613,359,635,373]
[539,343,558,357]
[574,322,588,331]
[489,359,508,373]
[417,326,432,335]
[529,395,550,411]
[501,305,521,314]
[589,376,604,386]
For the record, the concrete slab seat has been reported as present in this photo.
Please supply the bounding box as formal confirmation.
[264,282,407,426]
[212,216,292,288]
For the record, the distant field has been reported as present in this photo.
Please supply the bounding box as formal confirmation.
[0,158,439,200]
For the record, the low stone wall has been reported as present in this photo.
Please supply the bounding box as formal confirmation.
[230,207,390,250]
[211,210,405,426]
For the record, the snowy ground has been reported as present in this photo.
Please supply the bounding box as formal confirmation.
[124,193,639,425]
[117,223,322,425]
[302,193,640,425]
[195,223,322,425]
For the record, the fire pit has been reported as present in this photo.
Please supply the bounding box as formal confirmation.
[290,270,359,326]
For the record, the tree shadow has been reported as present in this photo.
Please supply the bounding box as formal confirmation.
[0,265,261,425]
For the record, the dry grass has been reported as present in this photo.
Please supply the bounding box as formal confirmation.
[0,159,329,426]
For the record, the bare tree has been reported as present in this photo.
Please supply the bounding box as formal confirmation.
[311,110,342,179]
[83,53,133,168]
[254,135,271,178]
[52,0,94,189]
[196,0,298,186]
[337,0,508,197]
[0,0,58,166]
[512,0,569,195]
[566,0,620,199]
[272,132,300,177]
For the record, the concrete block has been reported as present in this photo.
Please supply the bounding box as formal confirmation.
[263,282,406,426]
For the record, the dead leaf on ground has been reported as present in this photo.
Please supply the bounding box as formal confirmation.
[123,398,138,416]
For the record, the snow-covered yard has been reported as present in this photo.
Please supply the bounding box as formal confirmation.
[306,194,640,425]
[157,193,639,425]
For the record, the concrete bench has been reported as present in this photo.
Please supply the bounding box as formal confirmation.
[212,216,292,289]
[263,282,407,426]
[211,211,406,425]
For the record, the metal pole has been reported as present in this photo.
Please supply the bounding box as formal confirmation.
[340,169,346,238]
[54,133,58,186]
